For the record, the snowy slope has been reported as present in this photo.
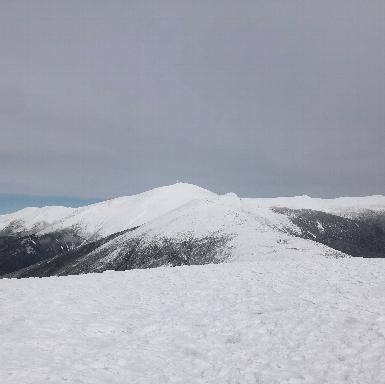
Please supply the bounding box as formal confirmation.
[245,194,385,217]
[0,183,216,237]
[101,192,343,264]
[1,256,385,384]
[0,206,75,234]
[45,183,216,237]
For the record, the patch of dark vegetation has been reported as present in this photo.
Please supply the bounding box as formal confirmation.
[0,230,84,275]
[3,227,138,279]
[110,231,234,271]
[273,208,385,258]
[351,209,385,232]
[0,220,28,237]
[6,230,233,278]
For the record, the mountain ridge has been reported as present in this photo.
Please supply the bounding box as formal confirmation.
[1,183,385,278]
[2,183,384,236]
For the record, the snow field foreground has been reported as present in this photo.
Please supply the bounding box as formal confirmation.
[1,256,385,384]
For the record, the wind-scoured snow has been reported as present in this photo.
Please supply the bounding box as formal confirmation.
[1,256,384,384]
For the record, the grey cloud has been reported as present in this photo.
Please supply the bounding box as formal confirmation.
[0,0,384,198]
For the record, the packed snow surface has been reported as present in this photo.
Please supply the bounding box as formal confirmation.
[1,256,385,384]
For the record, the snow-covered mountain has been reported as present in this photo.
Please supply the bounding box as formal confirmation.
[1,183,385,278]
[0,183,216,237]
[2,183,384,238]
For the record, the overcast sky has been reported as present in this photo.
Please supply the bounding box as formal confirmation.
[1,0,384,209]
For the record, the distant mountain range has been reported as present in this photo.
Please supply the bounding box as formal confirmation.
[1,183,385,278]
